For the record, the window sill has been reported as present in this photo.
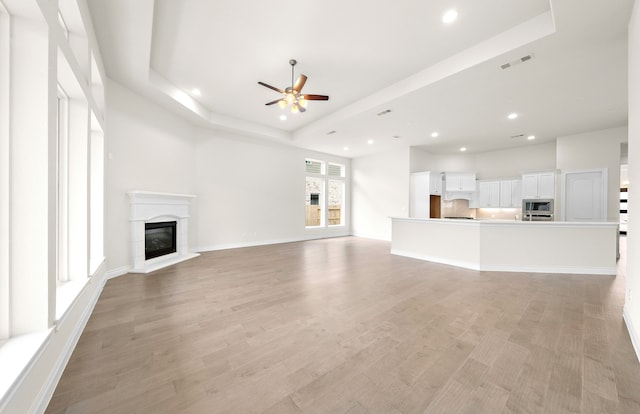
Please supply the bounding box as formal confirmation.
[0,329,53,406]
[56,278,89,321]
[89,256,105,276]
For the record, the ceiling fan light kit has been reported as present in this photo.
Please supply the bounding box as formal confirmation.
[258,59,329,113]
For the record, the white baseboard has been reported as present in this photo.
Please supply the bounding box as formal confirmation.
[106,265,131,279]
[390,249,481,272]
[350,232,391,242]
[623,305,640,363]
[479,264,617,275]
[197,233,351,253]
[390,249,616,276]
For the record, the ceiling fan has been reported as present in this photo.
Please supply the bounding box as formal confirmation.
[258,59,329,113]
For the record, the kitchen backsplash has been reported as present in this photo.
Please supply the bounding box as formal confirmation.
[442,199,475,218]
[476,208,521,220]
[441,200,521,220]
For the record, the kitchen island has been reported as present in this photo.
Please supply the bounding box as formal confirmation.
[391,217,619,275]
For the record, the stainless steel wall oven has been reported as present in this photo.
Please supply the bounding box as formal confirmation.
[522,199,554,221]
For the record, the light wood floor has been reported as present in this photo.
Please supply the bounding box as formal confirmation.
[46,236,640,413]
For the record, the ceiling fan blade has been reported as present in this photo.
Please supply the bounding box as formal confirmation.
[265,99,284,106]
[293,74,307,93]
[258,81,285,94]
[303,94,329,101]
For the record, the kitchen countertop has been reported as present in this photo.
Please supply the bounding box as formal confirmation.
[392,217,619,227]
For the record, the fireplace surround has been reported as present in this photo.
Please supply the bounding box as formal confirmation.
[128,191,199,273]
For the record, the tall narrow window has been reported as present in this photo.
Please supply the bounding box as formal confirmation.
[328,163,345,226]
[305,159,325,227]
[89,124,104,274]
[305,177,324,227]
[57,85,70,284]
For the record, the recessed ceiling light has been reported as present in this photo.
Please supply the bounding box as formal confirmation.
[280,115,287,121]
[367,139,374,145]
[527,135,536,140]
[508,113,518,120]
[343,146,349,151]
[460,147,467,152]
[431,132,439,138]
[442,9,458,24]
[191,88,201,96]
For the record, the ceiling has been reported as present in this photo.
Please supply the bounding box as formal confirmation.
[85,0,633,158]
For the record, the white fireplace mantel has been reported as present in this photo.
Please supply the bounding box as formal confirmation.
[127,191,199,274]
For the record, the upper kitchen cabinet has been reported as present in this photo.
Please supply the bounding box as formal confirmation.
[500,179,522,208]
[445,172,476,192]
[522,171,555,199]
[478,181,500,208]
[477,179,521,208]
[430,172,443,195]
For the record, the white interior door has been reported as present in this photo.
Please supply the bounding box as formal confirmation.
[563,169,607,221]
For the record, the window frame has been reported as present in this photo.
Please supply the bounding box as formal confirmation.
[305,158,347,229]
[305,162,326,228]
[0,3,10,341]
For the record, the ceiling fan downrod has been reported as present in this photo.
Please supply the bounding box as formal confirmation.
[289,59,297,89]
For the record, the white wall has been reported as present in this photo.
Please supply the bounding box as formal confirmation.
[105,80,199,273]
[426,152,475,174]
[352,148,410,240]
[473,142,556,179]
[194,129,351,251]
[409,141,556,180]
[625,0,640,362]
[556,126,627,221]
[409,147,434,172]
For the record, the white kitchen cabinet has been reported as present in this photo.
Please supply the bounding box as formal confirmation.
[410,171,442,218]
[500,179,522,208]
[478,181,500,208]
[522,172,555,199]
[468,182,479,208]
[410,172,430,218]
[430,173,443,195]
[445,172,476,191]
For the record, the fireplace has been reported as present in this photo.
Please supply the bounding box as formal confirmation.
[145,221,177,260]
[128,191,199,274]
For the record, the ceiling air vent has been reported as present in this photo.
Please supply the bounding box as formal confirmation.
[326,130,337,135]
[500,54,534,70]
[377,109,392,116]
[510,134,525,139]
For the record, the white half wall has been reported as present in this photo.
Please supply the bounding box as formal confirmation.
[352,148,410,240]
[625,0,640,363]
